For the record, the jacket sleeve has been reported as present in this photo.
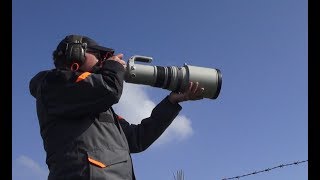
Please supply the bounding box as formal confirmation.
[43,60,125,118]
[117,96,182,153]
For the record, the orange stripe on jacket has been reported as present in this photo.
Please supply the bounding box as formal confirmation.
[76,72,91,82]
[88,157,106,168]
[117,115,124,120]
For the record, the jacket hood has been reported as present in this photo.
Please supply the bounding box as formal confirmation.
[29,70,49,98]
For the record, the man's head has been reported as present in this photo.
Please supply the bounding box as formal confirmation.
[52,35,114,70]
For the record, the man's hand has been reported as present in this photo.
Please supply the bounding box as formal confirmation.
[107,53,126,69]
[168,82,205,104]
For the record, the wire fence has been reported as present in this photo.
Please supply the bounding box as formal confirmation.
[221,160,308,180]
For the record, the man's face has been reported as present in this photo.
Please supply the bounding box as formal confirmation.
[79,52,99,72]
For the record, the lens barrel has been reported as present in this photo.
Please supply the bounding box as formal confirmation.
[125,56,222,99]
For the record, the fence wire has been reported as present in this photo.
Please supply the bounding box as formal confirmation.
[221,160,308,180]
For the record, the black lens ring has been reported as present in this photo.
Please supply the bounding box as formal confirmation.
[174,67,183,93]
[164,66,172,89]
[212,69,222,99]
[155,66,165,88]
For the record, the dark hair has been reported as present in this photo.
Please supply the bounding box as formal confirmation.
[52,49,67,68]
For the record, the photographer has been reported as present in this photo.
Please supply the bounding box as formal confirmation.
[29,34,205,180]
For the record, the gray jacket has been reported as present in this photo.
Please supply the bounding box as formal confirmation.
[29,60,182,180]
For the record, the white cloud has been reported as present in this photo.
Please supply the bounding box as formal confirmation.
[154,115,193,145]
[113,83,193,145]
[12,155,48,180]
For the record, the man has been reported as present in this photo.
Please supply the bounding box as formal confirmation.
[29,34,204,180]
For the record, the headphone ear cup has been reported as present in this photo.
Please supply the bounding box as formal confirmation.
[66,42,86,67]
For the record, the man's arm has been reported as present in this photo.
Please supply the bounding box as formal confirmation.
[118,96,182,153]
[117,81,205,153]
[43,60,125,118]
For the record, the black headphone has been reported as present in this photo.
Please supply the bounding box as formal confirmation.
[54,35,115,70]
[63,35,87,70]
[53,35,87,70]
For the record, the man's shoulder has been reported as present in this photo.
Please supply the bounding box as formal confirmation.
[29,70,51,98]
[37,68,77,82]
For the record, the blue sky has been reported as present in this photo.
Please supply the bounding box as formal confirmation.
[12,0,308,180]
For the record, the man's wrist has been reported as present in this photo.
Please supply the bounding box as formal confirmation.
[168,93,182,104]
[168,96,176,104]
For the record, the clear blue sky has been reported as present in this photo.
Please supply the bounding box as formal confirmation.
[12,0,308,179]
